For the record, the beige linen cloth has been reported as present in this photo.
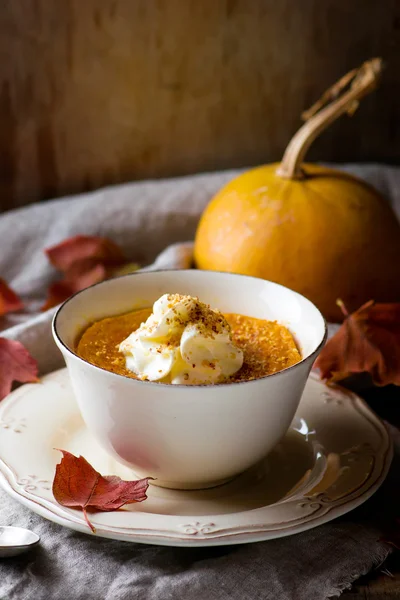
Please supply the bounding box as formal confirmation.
[0,164,399,599]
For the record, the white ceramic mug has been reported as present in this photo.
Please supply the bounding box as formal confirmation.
[53,270,326,489]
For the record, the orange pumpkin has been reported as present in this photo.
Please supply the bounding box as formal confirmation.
[194,59,400,322]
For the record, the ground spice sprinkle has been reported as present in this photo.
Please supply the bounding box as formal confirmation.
[76,303,301,383]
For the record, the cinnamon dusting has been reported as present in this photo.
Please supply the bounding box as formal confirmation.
[76,306,301,383]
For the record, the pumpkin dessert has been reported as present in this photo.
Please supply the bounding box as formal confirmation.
[76,294,301,384]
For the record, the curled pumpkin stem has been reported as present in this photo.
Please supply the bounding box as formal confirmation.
[301,59,383,121]
[276,58,383,180]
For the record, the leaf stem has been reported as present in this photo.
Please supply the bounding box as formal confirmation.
[83,507,96,533]
[336,299,349,318]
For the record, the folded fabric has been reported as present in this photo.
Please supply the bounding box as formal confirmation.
[0,164,399,599]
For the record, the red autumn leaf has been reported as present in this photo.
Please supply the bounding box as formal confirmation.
[0,279,24,315]
[45,235,125,272]
[41,264,107,312]
[42,235,127,310]
[0,338,39,400]
[52,450,151,532]
[315,299,400,386]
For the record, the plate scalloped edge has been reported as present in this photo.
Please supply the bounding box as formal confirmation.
[0,370,393,547]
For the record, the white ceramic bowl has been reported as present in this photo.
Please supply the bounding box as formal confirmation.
[53,270,326,489]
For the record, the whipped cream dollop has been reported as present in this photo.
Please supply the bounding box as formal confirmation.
[119,294,243,385]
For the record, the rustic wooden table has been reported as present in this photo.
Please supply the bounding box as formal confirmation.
[342,385,400,598]
[344,553,400,598]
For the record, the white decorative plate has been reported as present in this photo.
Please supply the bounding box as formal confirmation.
[0,369,392,547]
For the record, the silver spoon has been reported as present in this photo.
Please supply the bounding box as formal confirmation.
[0,526,40,557]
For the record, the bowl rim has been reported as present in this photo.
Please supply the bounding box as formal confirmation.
[52,269,328,389]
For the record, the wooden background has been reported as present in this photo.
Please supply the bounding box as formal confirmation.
[0,0,399,211]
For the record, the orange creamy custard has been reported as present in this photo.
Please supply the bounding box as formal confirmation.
[76,308,301,383]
